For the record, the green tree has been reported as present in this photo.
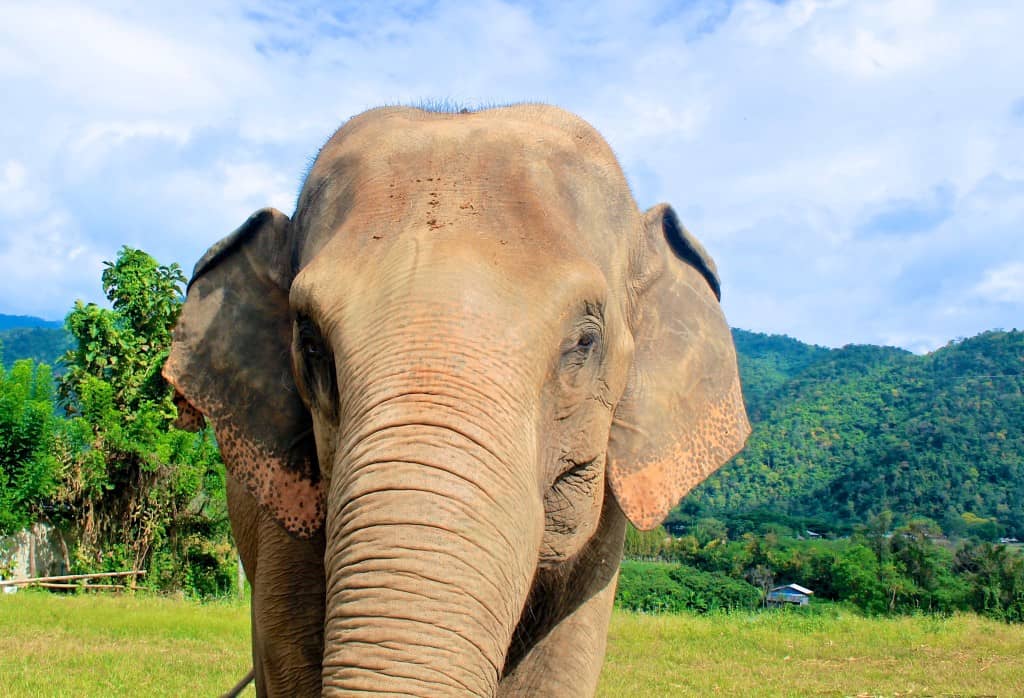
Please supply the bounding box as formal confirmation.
[623,524,668,559]
[59,248,185,418]
[693,517,728,546]
[55,247,232,595]
[0,360,60,535]
[955,542,1024,621]
[830,544,887,613]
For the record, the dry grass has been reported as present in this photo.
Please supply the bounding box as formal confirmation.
[2,592,1022,697]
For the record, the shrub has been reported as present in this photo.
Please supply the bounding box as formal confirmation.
[616,560,762,613]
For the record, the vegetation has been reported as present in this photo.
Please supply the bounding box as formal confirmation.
[675,328,1024,537]
[616,560,761,613]
[619,516,1024,621]
[599,606,1024,697]
[0,326,72,369]
[0,592,250,697]
[1,592,1022,697]
[0,249,233,596]
[0,361,60,535]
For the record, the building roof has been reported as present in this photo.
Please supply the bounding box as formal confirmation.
[770,583,814,596]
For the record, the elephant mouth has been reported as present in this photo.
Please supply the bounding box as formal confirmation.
[540,455,604,565]
[554,456,601,493]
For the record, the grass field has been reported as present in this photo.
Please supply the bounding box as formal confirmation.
[600,608,1024,697]
[2,591,1022,697]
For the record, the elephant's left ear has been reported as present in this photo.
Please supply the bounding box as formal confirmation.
[608,204,750,530]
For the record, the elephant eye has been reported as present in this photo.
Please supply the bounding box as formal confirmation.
[560,313,603,375]
[294,315,339,417]
[298,317,328,360]
[301,333,326,359]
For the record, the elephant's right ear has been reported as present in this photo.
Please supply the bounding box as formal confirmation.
[163,208,324,539]
[607,204,750,531]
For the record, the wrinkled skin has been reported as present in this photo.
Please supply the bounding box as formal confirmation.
[164,105,750,697]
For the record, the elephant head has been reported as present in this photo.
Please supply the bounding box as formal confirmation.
[164,105,749,696]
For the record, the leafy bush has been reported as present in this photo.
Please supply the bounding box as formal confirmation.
[623,524,668,559]
[954,541,1024,622]
[0,360,60,535]
[50,247,234,597]
[616,561,762,613]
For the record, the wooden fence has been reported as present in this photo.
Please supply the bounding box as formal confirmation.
[2,570,146,592]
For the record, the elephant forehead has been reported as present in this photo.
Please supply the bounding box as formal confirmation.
[296,107,638,270]
[293,225,610,345]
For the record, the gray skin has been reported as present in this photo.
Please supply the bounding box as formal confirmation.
[164,105,750,697]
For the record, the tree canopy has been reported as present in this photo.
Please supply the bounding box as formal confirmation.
[1,248,231,595]
[675,329,1024,538]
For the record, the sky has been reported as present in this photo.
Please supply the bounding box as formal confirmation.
[1,0,1022,353]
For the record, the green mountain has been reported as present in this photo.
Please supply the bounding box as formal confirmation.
[0,314,71,368]
[0,313,61,331]
[731,329,835,420]
[674,329,1024,537]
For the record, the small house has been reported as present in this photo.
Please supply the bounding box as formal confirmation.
[663,522,687,537]
[766,583,814,606]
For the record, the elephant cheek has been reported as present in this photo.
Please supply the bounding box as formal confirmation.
[540,454,607,566]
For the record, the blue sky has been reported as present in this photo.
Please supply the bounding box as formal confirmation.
[1,0,1022,352]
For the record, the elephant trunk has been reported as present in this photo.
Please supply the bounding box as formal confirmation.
[321,395,543,696]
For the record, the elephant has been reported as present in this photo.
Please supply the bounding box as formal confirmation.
[163,104,750,697]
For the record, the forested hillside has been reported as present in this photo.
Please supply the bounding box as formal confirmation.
[673,329,1024,537]
[0,327,72,368]
[5,311,1020,540]
[0,314,61,331]
[0,314,71,368]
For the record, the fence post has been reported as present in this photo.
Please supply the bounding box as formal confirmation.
[28,532,36,579]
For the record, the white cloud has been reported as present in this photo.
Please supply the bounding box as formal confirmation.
[0,209,106,318]
[218,161,296,219]
[808,0,952,79]
[0,3,254,114]
[974,262,1024,304]
[728,0,820,46]
[0,0,1022,351]
[68,121,194,175]
[0,161,47,217]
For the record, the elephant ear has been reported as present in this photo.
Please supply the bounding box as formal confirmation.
[163,208,324,539]
[608,204,750,531]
